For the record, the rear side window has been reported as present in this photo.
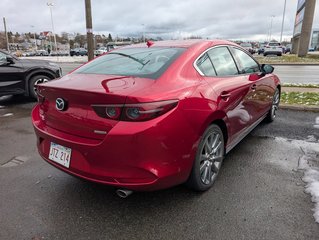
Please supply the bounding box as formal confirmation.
[207,47,238,76]
[196,53,216,76]
[74,47,185,79]
[230,48,260,74]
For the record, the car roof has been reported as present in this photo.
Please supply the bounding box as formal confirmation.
[122,39,237,49]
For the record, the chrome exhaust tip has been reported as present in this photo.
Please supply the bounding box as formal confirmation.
[116,189,133,198]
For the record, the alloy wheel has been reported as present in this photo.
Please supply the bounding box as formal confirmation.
[199,131,223,185]
[271,89,280,119]
[33,78,49,94]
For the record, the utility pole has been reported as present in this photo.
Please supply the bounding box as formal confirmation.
[269,15,275,42]
[31,25,38,51]
[47,2,57,53]
[280,0,287,43]
[85,0,94,61]
[3,17,9,52]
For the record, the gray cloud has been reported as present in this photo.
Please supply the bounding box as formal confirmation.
[0,0,318,41]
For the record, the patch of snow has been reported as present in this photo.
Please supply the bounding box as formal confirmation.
[1,113,13,117]
[303,169,319,223]
[306,135,317,142]
[298,155,311,170]
[276,137,319,223]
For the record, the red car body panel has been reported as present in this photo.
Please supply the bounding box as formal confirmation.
[32,40,280,191]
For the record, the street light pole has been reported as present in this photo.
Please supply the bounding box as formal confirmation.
[3,17,9,52]
[31,25,37,51]
[141,24,145,42]
[269,15,275,42]
[280,0,287,43]
[47,2,57,53]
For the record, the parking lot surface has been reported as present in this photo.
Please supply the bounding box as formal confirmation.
[0,95,318,240]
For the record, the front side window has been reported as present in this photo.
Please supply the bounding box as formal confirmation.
[230,47,260,74]
[74,47,185,79]
[207,47,238,76]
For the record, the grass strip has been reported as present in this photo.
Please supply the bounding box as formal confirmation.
[281,92,319,106]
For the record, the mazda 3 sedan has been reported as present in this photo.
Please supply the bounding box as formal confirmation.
[32,40,280,193]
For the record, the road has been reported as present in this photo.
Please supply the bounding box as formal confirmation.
[59,63,319,84]
[0,95,318,240]
[274,65,319,84]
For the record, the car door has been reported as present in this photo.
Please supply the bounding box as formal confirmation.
[229,46,274,122]
[0,51,26,95]
[196,46,256,145]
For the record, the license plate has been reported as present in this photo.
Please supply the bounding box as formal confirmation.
[272,47,276,49]
[49,142,72,168]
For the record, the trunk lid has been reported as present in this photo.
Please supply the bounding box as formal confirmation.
[38,73,154,140]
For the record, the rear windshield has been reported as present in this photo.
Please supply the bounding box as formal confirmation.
[74,47,185,79]
[240,43,252,47]
[269,42,281,46]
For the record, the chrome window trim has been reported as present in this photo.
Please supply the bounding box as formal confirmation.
[193,44,263,77]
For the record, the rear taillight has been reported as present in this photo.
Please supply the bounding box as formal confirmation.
[92,100,178,122]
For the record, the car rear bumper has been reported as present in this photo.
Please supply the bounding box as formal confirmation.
[32,104,197,191]
[264,50,282,55]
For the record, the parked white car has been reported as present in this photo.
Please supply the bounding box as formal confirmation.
[94,47,108,56]
[264,42,283,56]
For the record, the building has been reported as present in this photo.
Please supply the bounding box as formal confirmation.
[310,28,319,50]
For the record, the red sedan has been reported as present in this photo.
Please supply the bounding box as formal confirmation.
[32,40,280,196]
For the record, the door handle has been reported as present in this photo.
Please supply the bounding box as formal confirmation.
[251,84,257,90]
[220,91,231,100]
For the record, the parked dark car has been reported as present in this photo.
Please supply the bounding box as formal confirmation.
[284,44,292,54]
[240,42,255,54]
[0,50,62,99]
[258,43,267,55]
[70,48,88,56]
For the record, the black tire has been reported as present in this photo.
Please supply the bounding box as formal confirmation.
[29,75,51,99]
[187,124,225,191]
[264,53,267,56]
[265,88,280,123]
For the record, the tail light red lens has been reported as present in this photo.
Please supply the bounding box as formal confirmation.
[92,100,178,122]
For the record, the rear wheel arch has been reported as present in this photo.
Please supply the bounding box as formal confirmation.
[211,119,228,148]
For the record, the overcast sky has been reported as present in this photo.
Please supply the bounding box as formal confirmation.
[0,0,318,41]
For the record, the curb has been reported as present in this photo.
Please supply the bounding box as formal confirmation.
[280,104,319,112]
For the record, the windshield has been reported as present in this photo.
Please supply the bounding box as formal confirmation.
[74,47,185,79]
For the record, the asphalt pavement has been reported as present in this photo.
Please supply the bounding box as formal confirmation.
[0,95,318,240]
[58,62,319,84]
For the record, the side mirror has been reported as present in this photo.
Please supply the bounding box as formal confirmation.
[6,55,15,64]
[261,64,274,75]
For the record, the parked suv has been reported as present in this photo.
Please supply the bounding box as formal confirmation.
[264,42,283,56]
[240,42,255,54]
[0,50,62,99]
[70,48,87,56]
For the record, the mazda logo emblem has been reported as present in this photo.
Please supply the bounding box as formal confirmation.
[56,98,67,111]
